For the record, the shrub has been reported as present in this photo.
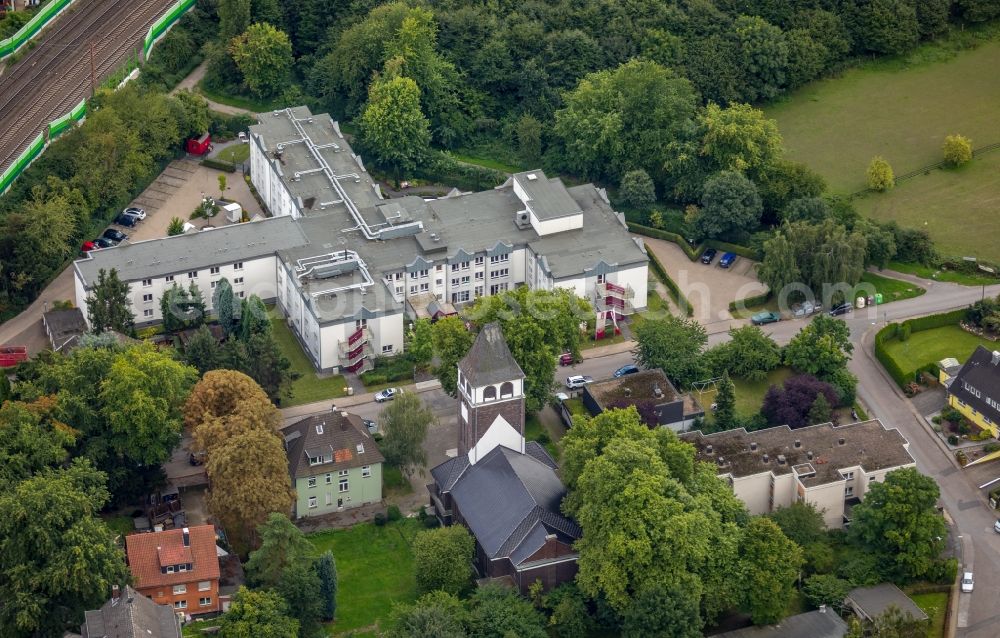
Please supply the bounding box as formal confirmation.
[956,450,968,466]
[201,158,237,173]
[948,435,959,446]
[619,169,656,209]
[422,516,440,528]
[386,505,402,521]
[866,156,895,191]
[985,443,1000,454]
[898,323,911,341]
[373,512,387,526]
[943,134,973,168]
[926,558,958,585]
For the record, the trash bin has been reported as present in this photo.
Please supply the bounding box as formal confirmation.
[875,293,883,304]
[346,387,354,396]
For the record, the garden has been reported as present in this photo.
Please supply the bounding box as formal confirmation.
[269,315,348,406]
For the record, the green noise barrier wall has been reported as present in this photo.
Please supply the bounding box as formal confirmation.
[0,133,45,194]
[0,0,75,61]
[143,0,196,60]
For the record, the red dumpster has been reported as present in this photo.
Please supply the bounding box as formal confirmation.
[186,133,211,155]
[0,346,28,367]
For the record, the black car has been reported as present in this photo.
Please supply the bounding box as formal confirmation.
[102,228,127,244]
[115,213,138,227]
[92,237,115,249]
[700,248,718,264]
[829,302,853,316]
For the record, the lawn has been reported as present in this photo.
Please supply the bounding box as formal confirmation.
[881,324,996,373]
[269,316,348,407]
[197,80,288,113]
[857,271,925,303]
[767,36,1000,194]
[909,591,948,638]
[854,150,1000,262]
[382,464,413,498]
[308,518,422,635]
[697,367,794,423]
[887,261,999,286]
[215,143,250,165]
[526,413,559,460]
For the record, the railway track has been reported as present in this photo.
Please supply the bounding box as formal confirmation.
[0,0,175,174]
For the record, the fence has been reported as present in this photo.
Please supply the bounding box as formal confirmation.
[0,0,75,61]
[143,0,196,60]
[849,141,1000,198]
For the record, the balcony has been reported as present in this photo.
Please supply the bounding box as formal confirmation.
[593,282,636,315]
[596,281,634,299]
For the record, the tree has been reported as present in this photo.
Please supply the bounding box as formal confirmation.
[206,428,295,552]
[219,587,299,638]
[85,268,133,335]
[545,585,592,638]
[784,314,854,380]
[713,372,736,430]
[431,316,474,395]
[246,513,316,588]
[413,525,474,595]
[316,551,338,622]
[694,170,762,241]
[622,579,703,638]
[739,517,803,625]
[360,74,431,186]
[167,216,186,236]
[516,113,543,165]
[218,173,228,200]
[619,169,656,209]
[916,0,950,37]
[184,370,280,455]
[858,0,919,55]
[808,392,833,425]
[698,102,782,176]
[184,324,220,374]
[213,277,239,336]
[379,392,433,477]
[705,325,781,382]
[0,460,130,636]
[759,220,867,302]
[276,561,324,636]
[867,156,895,191]
[407,318,434,368]
[733,15,788,102]
[850,467,947,580]
[239,294,270,340]
[218,0,251,41]
[943,134,972,168]
[768,502,825,547]
[467,583,548,638]
[389,591,467,638]
[160,282,207,332]
[0,399,77,490]
[802,574,852,611]
[634,315,707,389]
[762,374,839,428]
[783,197,830,223]
[229,23,294,98]
[232,331,295,403]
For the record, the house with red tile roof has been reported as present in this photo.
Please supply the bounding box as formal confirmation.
[125,525,221,616]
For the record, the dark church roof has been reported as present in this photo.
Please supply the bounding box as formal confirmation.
[458,322,524,387]
[948,345,1000,425]
[82,586,180,638]
[432,444,579,565]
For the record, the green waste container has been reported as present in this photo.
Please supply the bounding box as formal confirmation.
[875,293,883,304]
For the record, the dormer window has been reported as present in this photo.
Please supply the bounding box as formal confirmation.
[316,423,324,435]
[308,456,322,466]
[356,443,365,454]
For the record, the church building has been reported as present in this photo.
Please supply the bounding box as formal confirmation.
[428,323,581,592]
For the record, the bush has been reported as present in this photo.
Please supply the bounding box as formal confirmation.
[943,134,972,168]
[948,435,959,446]
[619,169,656,209]
[729,292,771,312]
[201,158,237,173]
[423,516,440,529]
[898,323,911,341]
[956,450,968,465]
[867,156,895,191]
[985,443,1000,454]
[386,505,402,521]
[926,558,958,585]
[373,512,387,526]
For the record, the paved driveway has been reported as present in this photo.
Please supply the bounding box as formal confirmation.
[640,237,768,330]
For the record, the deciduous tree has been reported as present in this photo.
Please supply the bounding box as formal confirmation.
[185,371,280,456]
[698,102,782,176]
[634,315,707,389]
[431,316,475,395]
[622,579,703,638]
[0,398,77,490]
[943,134,972,168]
[619,169,656,209]
[406,318,434,368]
[379,392,433,477]
[705,325,781,382]
[360,74,431,186]
[694,170,762,241]
[413,525,474,595]
[761,374,839,428]
[739,517,803,625]
[229,23,293,98]
[218,0,251,41]
[389,591,467,638]
[183,325,220,375]
[733,15,788,102]
[867,156,895,191]
[467,583,548,638]
[802,574,852,611]
[768,501,825,547]
[784,314,854,379]
[219,587,299,638]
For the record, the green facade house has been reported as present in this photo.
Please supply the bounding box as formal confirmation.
[284,409,385,518]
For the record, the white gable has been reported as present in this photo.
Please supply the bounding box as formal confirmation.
[468,413,524,465]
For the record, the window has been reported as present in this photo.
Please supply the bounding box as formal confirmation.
[382,344,393,353]
[474,286,484,297]
[490,283,509,295]
[475,256,484,266]
[187,271,198,278]
[210,266,220,275]
[339,469,349,477]
[417,269,428,279]
[845,486,854,497]
[237,291,245,298]
[475,271,484,280]
[307,477,317,488]
[394,272,402,280]
[462,261,470,270]
[484,386,497,401]
[199,597,212,607]
[234,277,244,285]
[451,291,470,303]
[142,293,153,303]
[500,381,514,398]
[308,455,322,466]
[409,285,418,295]
[210,281,217,289]
[451,263,460,272]
[436,264,443,271]
[339,479,349,492]
[597,274,606,284]
[165,275,174,283]
[198,581,211,591]
[490,254,509,264]
[325,493,333,505]
[362,465,372,477]
[166,566,175,574]
[490,269,508,280]
[325,473,332,484]
[420,283,429,292]
[173,584,187,595]
[435,278,443,287]
[461,276,470,284]
[308,496,318,508]
[174,600,187,610]
[233,262,244,270]
[451,278,460,287]
[142,278,152,287]
[143,309,154,318]
[842,471,855,480]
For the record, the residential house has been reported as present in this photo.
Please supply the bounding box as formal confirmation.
[940,345,1000,438]
[581,368,704,432]
[42,307,87,351]
[81,585,181,638]
[429,323,581,593]
[74,106,649,374]
[845,583,928,623]
[284,409,384,518]
[125,525,221,615]
[681,419,916,528]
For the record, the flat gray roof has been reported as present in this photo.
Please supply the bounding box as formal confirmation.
[74,217,307,286]
[513,170,581,220]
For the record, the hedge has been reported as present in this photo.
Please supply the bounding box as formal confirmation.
[704,238,760,261]
[201,158,237,173]
[646,248,693,317]
[874,308,970,388]
[728,292,771,313]
[627,222,758,261]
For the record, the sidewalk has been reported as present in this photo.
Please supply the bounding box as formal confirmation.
[280,379,443,423]
[170,61,255,116]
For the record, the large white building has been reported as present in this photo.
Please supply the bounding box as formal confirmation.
[74,106,649,373]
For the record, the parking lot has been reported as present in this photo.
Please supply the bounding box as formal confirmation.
[106,157,265,244]
[640,236,768,330]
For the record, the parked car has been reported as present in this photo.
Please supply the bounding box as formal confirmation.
[961,571,974,593]
[566,375,594,389]
[994,519,1000,534]
[102,228,127,244]
[718,252,737,268]
[792,301,821,318]
[114,213,138,227]
[374,387,402,402]
[613,364,639,377]
[829,302,853,316]
[362,419,378,434]
[92,237,115,249]
[81,240,96,252]
[750,311,781,326]
[123,206,146,220]
[700,248,717,264]
[559,352,576,366]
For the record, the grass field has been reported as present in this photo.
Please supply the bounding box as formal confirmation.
[887,261,999,286]
[881,324,995,373]
[269,316,348,406]
[697,366,794,423]
[198,81,287,113]
[215,144,250,165]
[309,519,421,635]
[909,591,948,638]
[855,150,1000,261]
[767,39,1000,194]
[857,271,925,303]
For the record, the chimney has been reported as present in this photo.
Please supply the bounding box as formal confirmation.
[705,444,713,455]
[807,450,814,460]
[750,441,758,451]
[762,453,769,463]
[624,387,632,397]
[993,351,1000,366]
[777,454,786,465]
[653,385,663,398]
[112,584,121,601]
[794,439,801,448]
[182,528,190,547]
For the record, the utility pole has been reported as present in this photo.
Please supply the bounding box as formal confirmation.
[89,42,95,96]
